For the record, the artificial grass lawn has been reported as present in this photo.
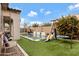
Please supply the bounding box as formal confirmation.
[17,37,79,56]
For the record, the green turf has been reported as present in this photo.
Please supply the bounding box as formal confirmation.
[17,37,79,56]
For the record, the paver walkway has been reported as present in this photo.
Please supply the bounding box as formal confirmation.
[0,41,29,56]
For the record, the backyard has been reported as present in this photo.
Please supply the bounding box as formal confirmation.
[17,37,79,56]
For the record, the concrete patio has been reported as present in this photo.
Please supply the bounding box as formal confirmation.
[0,41,29,56]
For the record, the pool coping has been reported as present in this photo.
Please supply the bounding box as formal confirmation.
[16,43,29,56]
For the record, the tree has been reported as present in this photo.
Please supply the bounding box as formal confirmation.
[42,23,51,26]
[32,23,39,27]
[56,15,79,38]
[24,23,27,33]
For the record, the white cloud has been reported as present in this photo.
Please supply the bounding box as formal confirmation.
[40,9,52,15]
[40,8,44,13]
[27,10,37,17]
[20,25,24,28]
[45,11,52,15]
[20,18,25,25]
[20,18,25,28]
[68,3,79,10]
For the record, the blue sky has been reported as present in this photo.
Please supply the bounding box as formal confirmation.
[9,3,79,27]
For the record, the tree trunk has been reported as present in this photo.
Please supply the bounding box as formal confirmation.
[54,28,57,39]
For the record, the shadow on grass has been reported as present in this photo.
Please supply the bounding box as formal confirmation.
[40,38,76,44]
[58,39,76,44]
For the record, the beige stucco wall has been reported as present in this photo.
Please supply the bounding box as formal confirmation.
[31,26,52,34]
[0,4,3,51]
[0,4,4,31]
[0,4,1,31]
[2,10,10,16]
[10,12,20,40]
[75,15,79,20]
[2,10,20,40]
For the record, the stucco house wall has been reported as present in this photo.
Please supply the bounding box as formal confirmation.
[2,10,20,40]
[10,11,20,40]
[0,4,2,31]
[0,3,21,40]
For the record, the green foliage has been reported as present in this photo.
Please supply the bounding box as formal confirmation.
[56,15,79,37]
[42,23,51,26]
[32,23,39,27]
